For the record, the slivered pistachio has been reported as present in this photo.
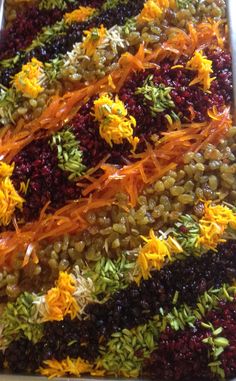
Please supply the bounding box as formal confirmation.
[209,361,222,367]
[197,302,205,315]
[208,360,226,379]
[98,284,235,378]
[213,327,223,336]
[173,214,201,254]
[214,337,229,347]
[0,87,21,125]
[176,0,192,9]
[222,284,233,301]
[39,0,75,10]
[194,310,202,319]
[123,328,132,337]
[132,336,137,347]
[0,292,43,350]
[172,290,179,305]
[83,254,136,300]
[123,16,136,35]
[202,321,229,379]
[214,347,224,357]
[50,128,86,180]
[99,316,159,377]
[135,75,175,117]
[45,58,64,83]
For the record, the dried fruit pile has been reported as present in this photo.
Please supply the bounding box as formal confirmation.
[0,0,235,380]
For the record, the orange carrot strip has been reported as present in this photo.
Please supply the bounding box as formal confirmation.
[0,21,225,162]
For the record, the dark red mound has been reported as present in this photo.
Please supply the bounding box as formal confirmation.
[12,138,81,223]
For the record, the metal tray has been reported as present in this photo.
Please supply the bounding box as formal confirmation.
[0,375,235,381]
[0,0,4,30]
[227,0,236,121]
[0,376,142,380]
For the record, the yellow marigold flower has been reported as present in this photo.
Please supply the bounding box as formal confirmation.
[0,162,24,227]
[12,57,45,98]
[40,357,105,378]
[138,0,176,23]
[64,6,96,24]
[82,25,107,56]
[42,272,80,321]
[186,50,215,92]
[198,202,236,251]
[136,229,183,283]
[93,93,139,151]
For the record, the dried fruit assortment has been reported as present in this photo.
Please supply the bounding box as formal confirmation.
[0,0,235,380]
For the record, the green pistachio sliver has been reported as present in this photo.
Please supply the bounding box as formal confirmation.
[213,327,223,336]
[208,361,222,367]
[50,128,86,180]
[214,337,229,348]
[135,76,175,116]
[214,347,224,357]
[172,290,179,305]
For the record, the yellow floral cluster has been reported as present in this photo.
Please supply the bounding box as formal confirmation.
[12,58,45,98]
[93,93,139,151]
[186,50,215,92]
[0,162,24,227]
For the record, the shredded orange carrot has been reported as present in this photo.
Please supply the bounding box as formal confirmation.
[0,19,228,268]
[117,44,146,91]
[0,20,225,162]
[0,107,231,269]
